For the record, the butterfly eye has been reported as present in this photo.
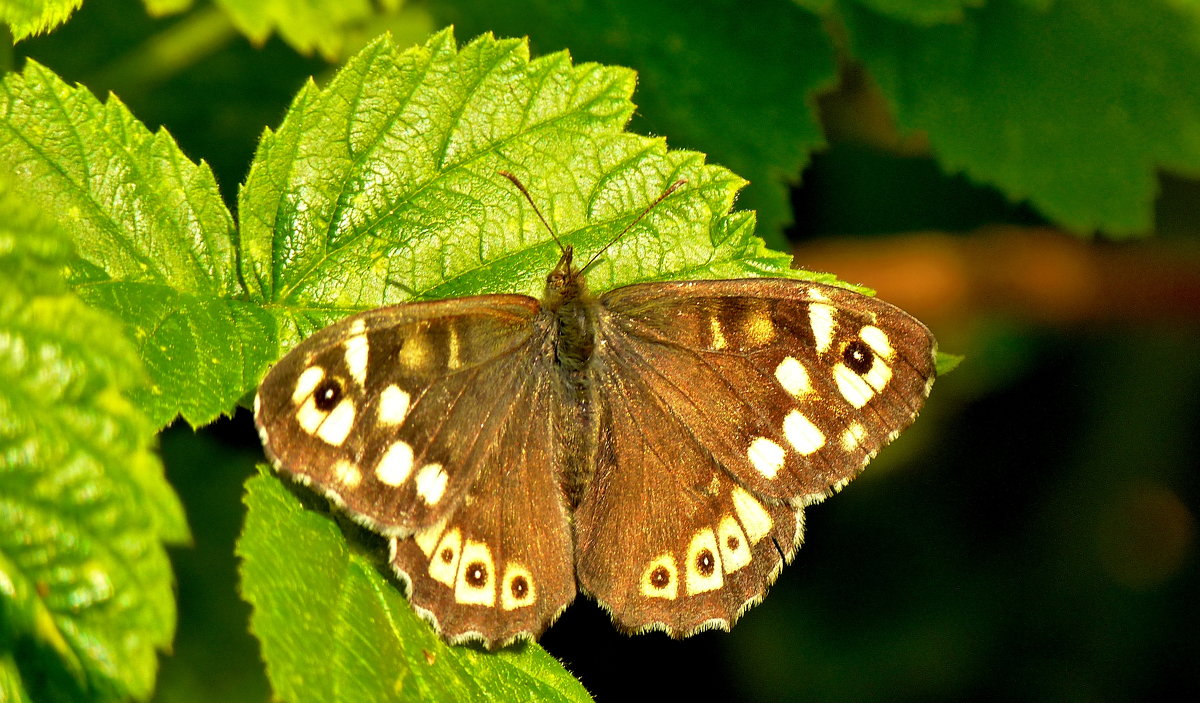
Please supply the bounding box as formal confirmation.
[842,340,875,375]
[313,378,344,411]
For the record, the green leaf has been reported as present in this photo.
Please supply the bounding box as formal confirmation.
[0,59,275,428]
[0,0,82,41]
[842,0,1200,236]
[214,0,382,60]
[427,0,835,247]
[240,29,832,351]
[0,184,188,702]
[238,469,592,703]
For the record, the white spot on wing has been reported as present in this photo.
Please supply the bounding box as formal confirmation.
[377,384,411,426]
[841,422,868,451]
[376,440,414,486]
[500,563,536,611]
[333,459,362,488]
[783,410,825,455]
[860,325,894,359]
[809,303,836,353]
[775,356,812,397]
[747,437,786,479]
[640,554,679,600]
[428,528,462,587]
[454,540,496,606]
[685,528,724,595]
[415,463,448,505]
[717,516,751,573]
[863,357,893,393]
[834,364,875,408]
[316,400,356,446]
[344,334,369,386]
[295,396,327,434]
[731,487,773,544]
[413,519,447,558]
[292,366,325,404]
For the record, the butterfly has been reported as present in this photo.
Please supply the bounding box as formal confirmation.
[254,172,937,648]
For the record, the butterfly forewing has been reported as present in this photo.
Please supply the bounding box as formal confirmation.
[595,280,937,506]
[256,296,547,534]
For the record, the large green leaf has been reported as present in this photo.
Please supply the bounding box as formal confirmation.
[0,184,188,702]
[239,29,816,354]
[0,60,275,428]
[842,0,1200,236]
[426,0,835,247]
[238,469,592,703]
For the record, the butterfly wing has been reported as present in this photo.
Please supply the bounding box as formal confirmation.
[255,296,576,645]
[575,279,936,634]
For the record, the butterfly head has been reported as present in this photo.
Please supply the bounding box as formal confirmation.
[545,244,587,308]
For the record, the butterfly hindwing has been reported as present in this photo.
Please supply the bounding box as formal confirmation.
[389,347,577,645]
[573,279,936,633]
[575,355,801,635]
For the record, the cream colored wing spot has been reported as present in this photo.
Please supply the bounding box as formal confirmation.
[841,422,868,452]
[398,326,431,371]
[859,325,894,359]
[685,528,724,595]
[717,515,752,574]
[447,324,462,370]
[783,410,826,455]
[834,363,875,408]
[454,540,496,606]
[415,463,448,505]
[315,400,356,446]
[292,366,326,404]
[808,287,829,301]
[742,312,775,346]
[375,440,415,486]
[414,518,448,558]
[343,333,369,386]
[428,527,463,587]
[332,459,362,488]
[377,384,411,426]
[295,396,327,435]
[862,357,893,393]
[640,554,679,600]
[731,486,773,544]
[500,563,536,611]
[747,437,786,479]
[709,315,727,350]
[775,356,812,398]
[809,303,837,354]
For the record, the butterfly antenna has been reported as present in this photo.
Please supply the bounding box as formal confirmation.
[579,178,687,275]
[499,171,565,253]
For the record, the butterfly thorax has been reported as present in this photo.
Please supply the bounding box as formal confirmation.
[543,246,595,379]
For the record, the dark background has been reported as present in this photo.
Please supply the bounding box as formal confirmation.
[16,1,1199,701]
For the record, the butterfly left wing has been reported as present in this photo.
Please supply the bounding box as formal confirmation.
[255,297,577,646]
[575,279,936,634]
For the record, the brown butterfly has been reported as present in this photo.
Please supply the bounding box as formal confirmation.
[254,173,937,647]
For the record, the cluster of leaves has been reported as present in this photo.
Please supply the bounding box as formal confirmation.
[2,0,1198,701]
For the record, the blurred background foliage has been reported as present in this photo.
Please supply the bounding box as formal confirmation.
[6,0,1199,701]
